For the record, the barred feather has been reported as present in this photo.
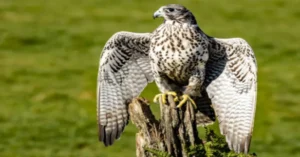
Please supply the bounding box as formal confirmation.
[204,37,257,153]
[97,32,153,146]
[194,92,216,126]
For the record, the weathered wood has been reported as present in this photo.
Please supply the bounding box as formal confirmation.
[128,98,164,157]
[129,96,201,157]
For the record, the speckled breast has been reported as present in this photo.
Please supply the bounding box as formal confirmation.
[149,23,208,83]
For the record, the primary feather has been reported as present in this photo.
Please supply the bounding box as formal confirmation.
[97,32,153,146]
[204,37,257,153]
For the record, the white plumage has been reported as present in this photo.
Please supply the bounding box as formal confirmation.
[97,4,257,154]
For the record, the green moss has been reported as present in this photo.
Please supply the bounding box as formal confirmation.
[201,128,257,157]
[145,129,257,157]
[144,147,172,157]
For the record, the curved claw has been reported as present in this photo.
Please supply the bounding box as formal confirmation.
[153,93,167,104]
[176,94,197,109]
[153,91,179,105]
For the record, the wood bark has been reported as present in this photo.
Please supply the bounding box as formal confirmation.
[129,96,202,157]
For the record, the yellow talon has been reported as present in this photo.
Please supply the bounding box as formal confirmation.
[153,93,165,104]
[153,94,159,103]
[176,94,197,109]
[153,91,179,105]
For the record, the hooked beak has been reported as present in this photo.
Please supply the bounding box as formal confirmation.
[153,7,163,19]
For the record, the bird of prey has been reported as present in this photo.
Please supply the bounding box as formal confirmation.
[97,4,257,154]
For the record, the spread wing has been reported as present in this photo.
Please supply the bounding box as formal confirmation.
[204,37,257,153]
[97,32,153,146]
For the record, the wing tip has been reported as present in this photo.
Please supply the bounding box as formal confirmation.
[98,123,127,147]
[98,125,112,146]
[226,133,252,154]
[98,124,114,146]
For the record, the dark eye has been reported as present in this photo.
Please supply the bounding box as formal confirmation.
[168,8,174,12]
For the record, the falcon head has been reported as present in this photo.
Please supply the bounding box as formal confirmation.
[153,4,197,24]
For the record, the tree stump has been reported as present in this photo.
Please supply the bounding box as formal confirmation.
[129,96,202,157]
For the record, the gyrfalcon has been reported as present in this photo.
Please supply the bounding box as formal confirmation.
[97,4,257,154]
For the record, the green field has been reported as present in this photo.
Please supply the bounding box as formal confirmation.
[1,0,300,156]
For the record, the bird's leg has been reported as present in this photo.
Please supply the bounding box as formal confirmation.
[177,94,197,108]
[153,91,179,105]
[177,73,204,109]
[153,73,180,105]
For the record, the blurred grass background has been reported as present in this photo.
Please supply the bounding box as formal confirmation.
[1,0,300,156]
